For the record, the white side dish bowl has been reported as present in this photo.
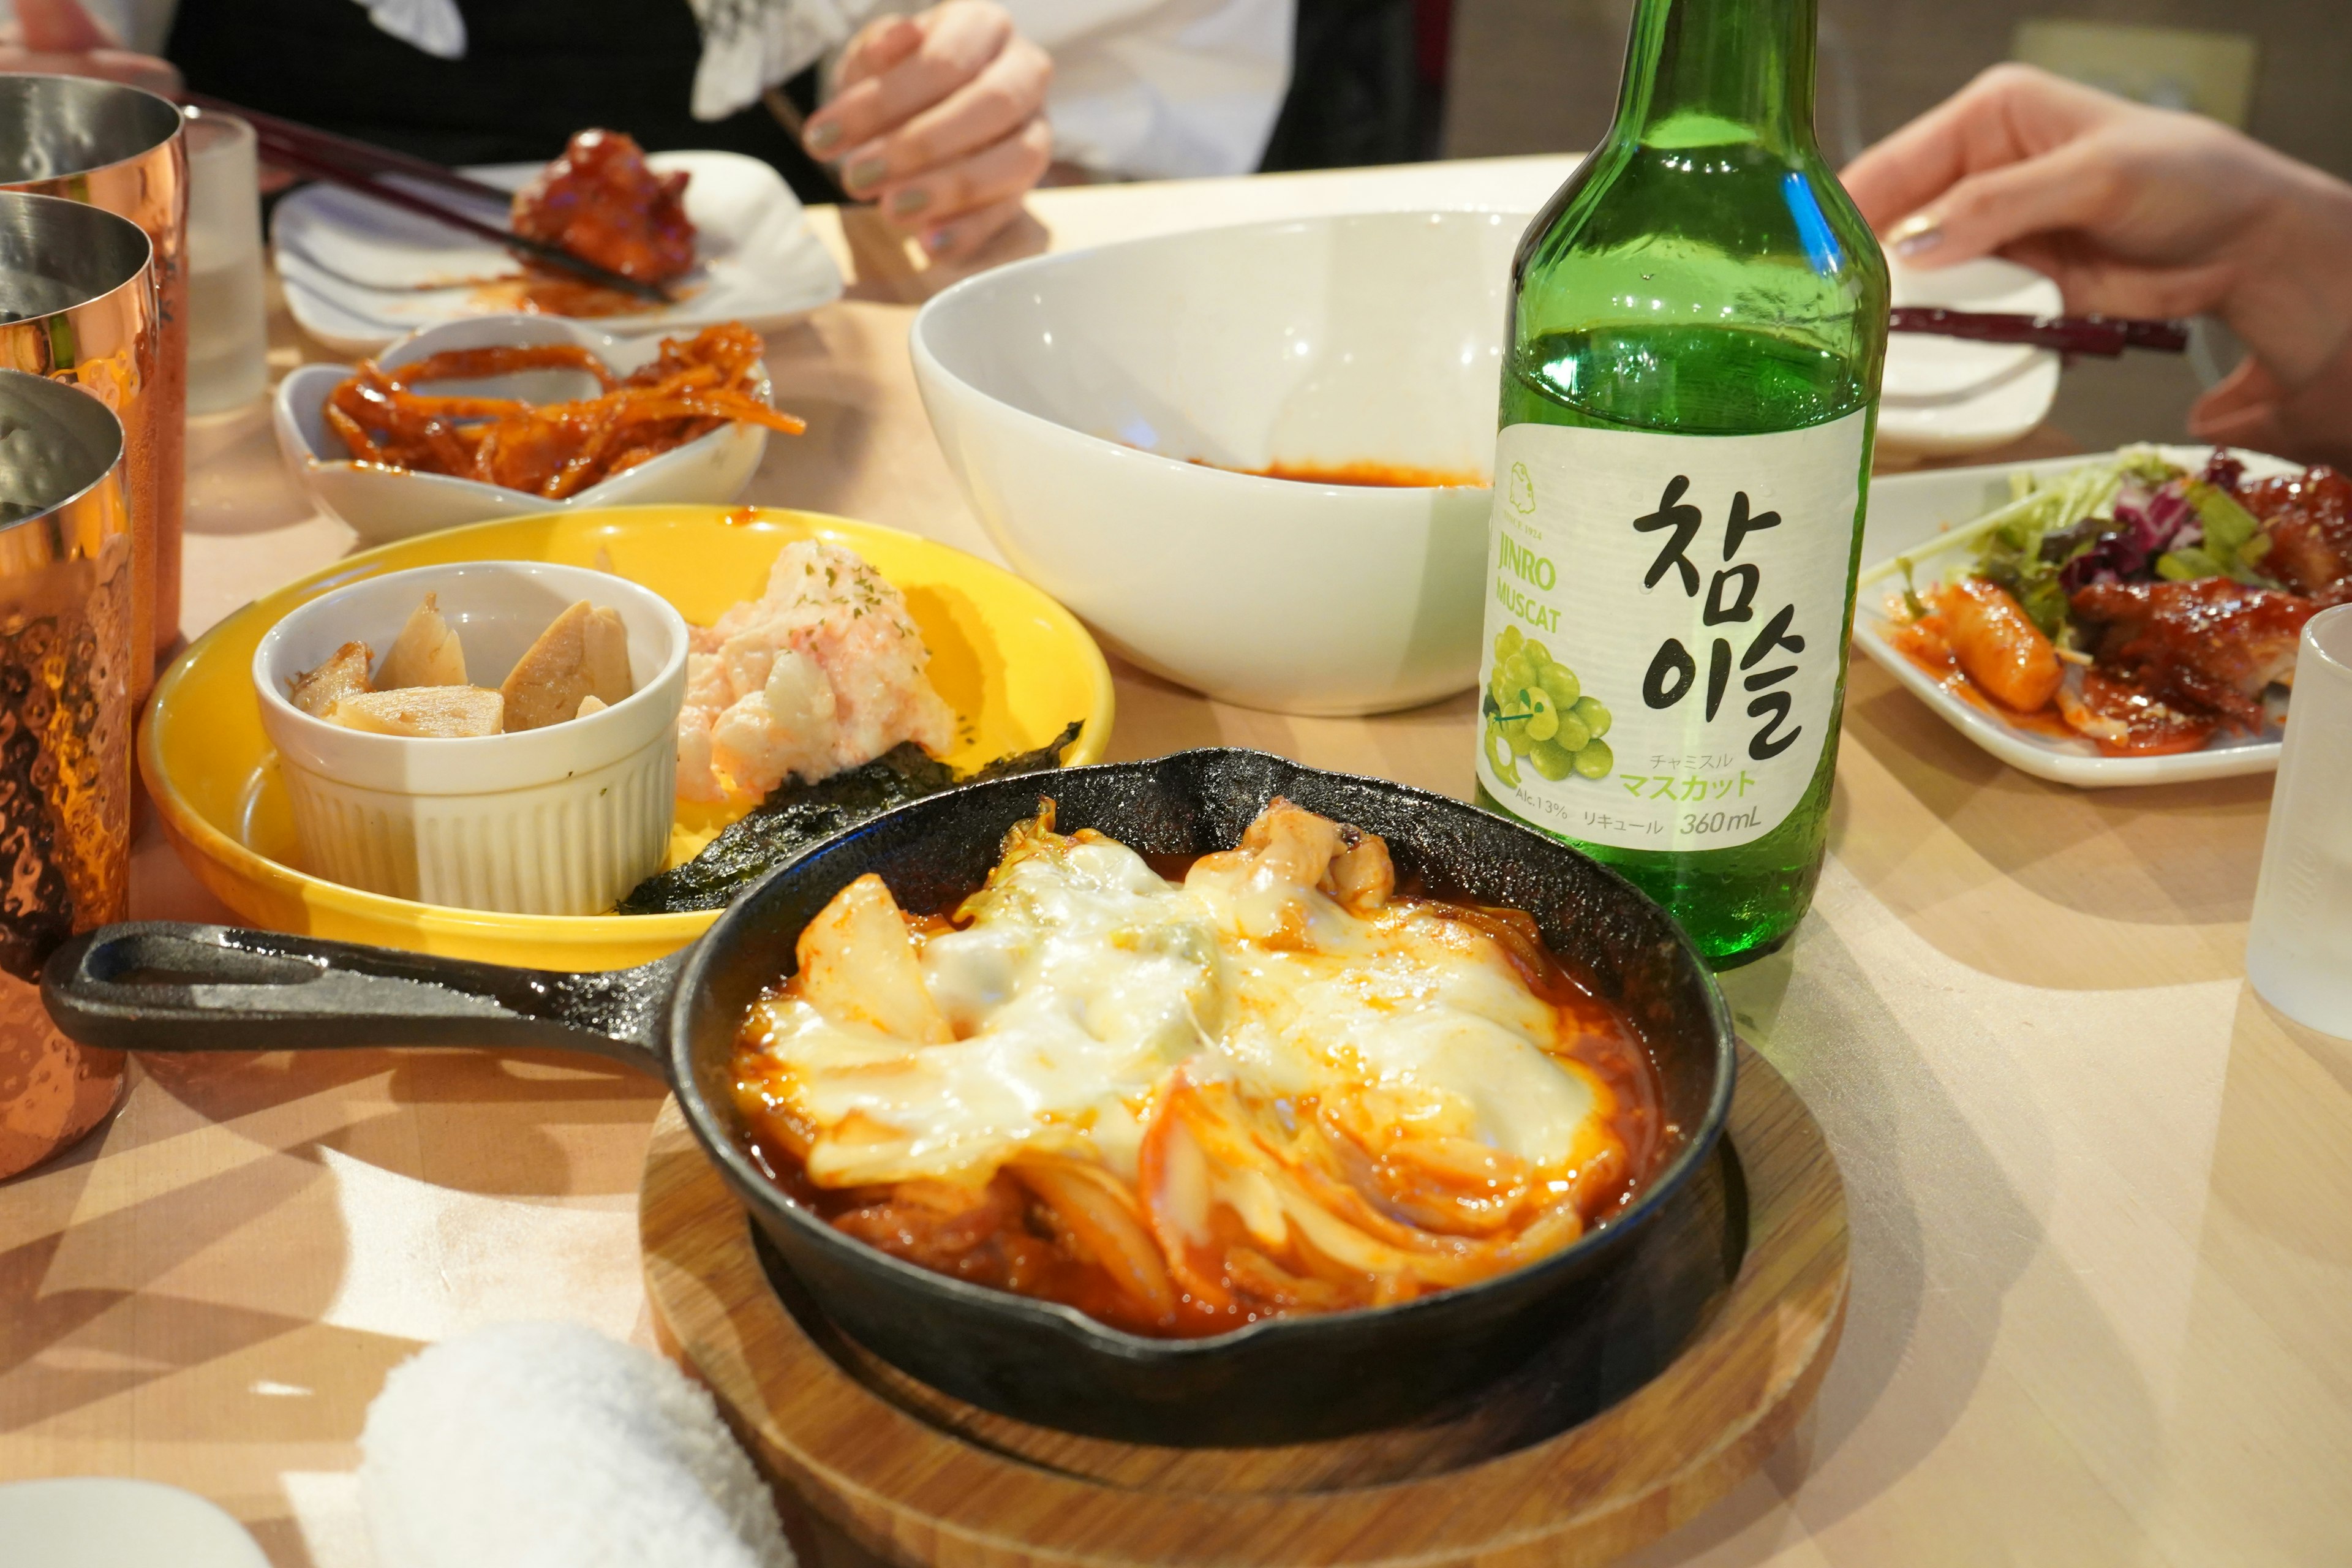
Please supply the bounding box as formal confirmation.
[274,314,772,545]
[253,561,690,914]
[913,209,1520,717]
[1857,443,2297,788]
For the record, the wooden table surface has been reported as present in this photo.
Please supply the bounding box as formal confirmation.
[6,156,2348,1568]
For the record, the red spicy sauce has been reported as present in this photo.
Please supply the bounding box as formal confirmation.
[1189,458,1489,488]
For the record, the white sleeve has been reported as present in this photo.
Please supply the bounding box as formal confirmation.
[1001,0,1293,180]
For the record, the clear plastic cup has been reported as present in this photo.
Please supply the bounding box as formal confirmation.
[184,107,269,416]
[2246,603,2352,1038]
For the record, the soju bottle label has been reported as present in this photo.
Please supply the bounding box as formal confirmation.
[1475,411,1868,851]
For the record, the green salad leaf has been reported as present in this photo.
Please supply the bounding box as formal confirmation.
[1967,447,2188,638]
[2157,479,2275,586]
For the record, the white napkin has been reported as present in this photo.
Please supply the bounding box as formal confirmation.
[359,1322,794,1568]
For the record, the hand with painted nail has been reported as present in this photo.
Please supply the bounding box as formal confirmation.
[1844,64,2352,465]
[799,1,1052,264]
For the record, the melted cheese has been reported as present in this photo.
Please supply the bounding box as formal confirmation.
[747,831,1610,1192]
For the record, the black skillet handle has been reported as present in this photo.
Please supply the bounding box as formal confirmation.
[41,922,677,1075]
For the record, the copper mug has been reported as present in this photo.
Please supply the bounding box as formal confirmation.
[0,366,133,1180]
[0,189,159,706]
[0,74,186,670]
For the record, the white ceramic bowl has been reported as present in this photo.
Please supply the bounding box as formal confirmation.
[912,210,1520,716]
[274,314,772,545]
[253,561,690,915]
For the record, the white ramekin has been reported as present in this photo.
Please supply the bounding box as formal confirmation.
[252,561,690,916]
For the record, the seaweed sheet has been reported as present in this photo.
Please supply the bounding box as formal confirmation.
[617,720,1084,914]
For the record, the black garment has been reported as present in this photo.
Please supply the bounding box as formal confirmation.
[1257,0,1423,173]
[167,0,836,200]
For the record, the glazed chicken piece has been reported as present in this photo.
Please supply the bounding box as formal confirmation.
[2242,466,2352,601]
[2056,671,2218,758]
[2069,578,2315,726]
[510,129,696,286]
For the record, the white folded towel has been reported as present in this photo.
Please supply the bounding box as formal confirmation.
[359,1322,794,1568]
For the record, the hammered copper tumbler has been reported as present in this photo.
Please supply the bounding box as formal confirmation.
[0,190,157,703]
[0,367,132,1179]
[0,74,186,669]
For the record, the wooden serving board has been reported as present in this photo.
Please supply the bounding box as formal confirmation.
[641,1038,1845,1568]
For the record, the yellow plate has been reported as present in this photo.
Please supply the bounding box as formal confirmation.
[141,505,1114,970]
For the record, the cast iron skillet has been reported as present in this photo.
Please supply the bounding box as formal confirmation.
[43,749,1736,1446]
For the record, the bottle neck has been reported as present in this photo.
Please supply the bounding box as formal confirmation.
[1609,0,1818,155]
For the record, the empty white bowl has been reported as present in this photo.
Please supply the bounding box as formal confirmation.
[274,314,772,545]
[254,561,689,915]
[912,209,1520,716]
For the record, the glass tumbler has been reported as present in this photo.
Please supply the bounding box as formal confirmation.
[0,191,159,702]
[0,367,134,1180]
[184,106,268,415]
[2246,603,2352,1039]
[0,72,188,662]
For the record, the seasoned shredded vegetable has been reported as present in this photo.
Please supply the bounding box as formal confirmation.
[323,323,805,499]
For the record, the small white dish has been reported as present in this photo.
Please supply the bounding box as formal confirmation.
[274,314,772,545]
[0,1478,269,1567]
[254,561,690,913]
[272,149,844,355]
[914,209,1516,717]
[1856,443,2298,788]
[1877,255,2064,460]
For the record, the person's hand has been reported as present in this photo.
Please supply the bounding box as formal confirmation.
[800,1,1052,263]
[0,0,180,94]
[1842,64,2352,463]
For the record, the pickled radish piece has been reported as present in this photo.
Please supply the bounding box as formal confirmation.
[288,640,373,717]
[377,592,469,689]
[328,685,503,737]
[500,600,631,731]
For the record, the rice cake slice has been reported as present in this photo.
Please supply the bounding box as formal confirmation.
[289,641,374,717]
[328,686,505,737]
[377,592,469,689]
[500,600,632,732]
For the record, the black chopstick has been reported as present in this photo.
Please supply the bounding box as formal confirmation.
[181,90,516,208]
[179,94,673,304]
[1890,307,2189,357]
[250,132,672,304]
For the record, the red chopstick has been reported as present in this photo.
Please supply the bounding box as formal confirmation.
[1890,307,2188,357]
[178,94,673,304]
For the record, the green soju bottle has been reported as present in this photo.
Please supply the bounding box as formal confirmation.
[1472,0,1888,969]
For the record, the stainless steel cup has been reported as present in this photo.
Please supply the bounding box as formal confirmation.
[0,74,187,668]
[0,190,158,703]
[0,366,132,1179]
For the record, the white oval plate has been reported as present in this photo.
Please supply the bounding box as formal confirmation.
[273,150,843,355]
[271,313,771,545]
[0,1479,269,1568]
[1877,255,2064,460]
[1855,443,2297,787]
